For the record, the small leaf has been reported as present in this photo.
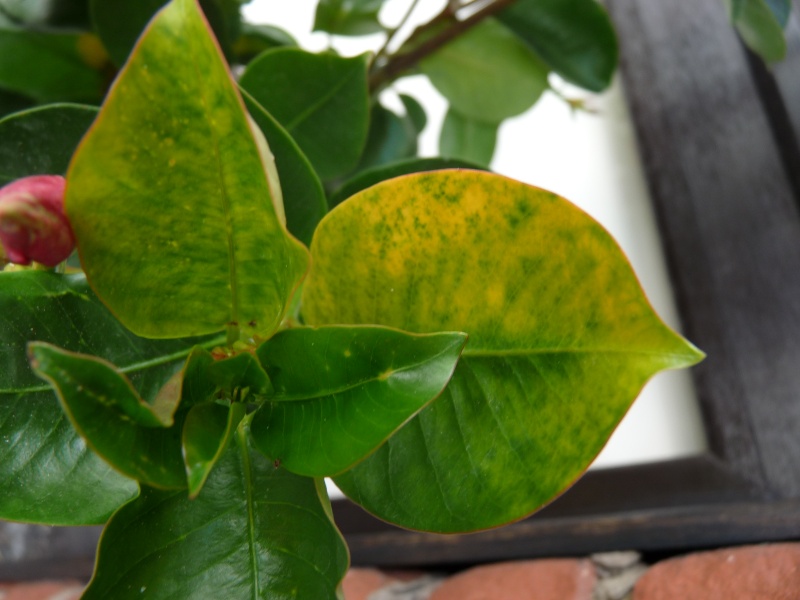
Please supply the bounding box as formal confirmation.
[0,27,107,103]
[234,22,297,63]
[313,0,385,36]
[328,156,485,209]
[240,48,370,180]
[439,108,498,168]
[250,326,466,477]
[84,425,349,599]
[497,0,618,92]
[0,271,215,525]
[302,170,704,532]
[208,351,271,396]
[420,18,549,122]
[400,93,427,133]
[0,104,97,186]
[182,401,245,497]
[724,0,788,62]
[68,0,309,340]
[29,343,188,489]
[352,102,418,173]
[242,89,327,246]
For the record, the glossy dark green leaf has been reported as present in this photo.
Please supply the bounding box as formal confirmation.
[84,425,349,599]
[90,0,242,66]
[0,103,97,186]
[234,22,297,63]
[68,0,309,341]
[313,0,384,36]
[182,401,245,497]
[352,102,418,173]
[419,18,549,122]
[0,26,107,103]
[439,108,498,168]
[242,89,327,246]
[240,48,370,180]
[30,343,188,489]
[250,326,466,477]
[303,170,704,532]
[0,87,33,119]
[327,157,485,209]
[0,271,217,524]
[497,0,617,92]
[724,0,788,62]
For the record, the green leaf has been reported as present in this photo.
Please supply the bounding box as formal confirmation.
[242,89,327,246]
[250,326,466,477]
[419,18,549,122]
[439,108,498,168]
[497,0,618,92]
[208,351,271,396]
[313,0,385,36]
[302,170,705,532]
[68,0,310,340]
[400,93,426,133]
[328,156,485,209]
[0,271,215,525]
[352,102,418,173]
[234,22,297,63]
[84,425,349,599]
[0,103,97,186]
[724,0,788,62]
[0,27,108,103]
[90,0,243,66]
[0,87,34,119]
[29,343,189,489]
[182,401,245,497]
[240,48,370,180]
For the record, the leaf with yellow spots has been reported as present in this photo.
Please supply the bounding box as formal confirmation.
[67,0,309,341]
[250,326,467,477]
[302,169,704,532]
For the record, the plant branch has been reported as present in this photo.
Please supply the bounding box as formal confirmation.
[374,0,423,63]
[368,0,518,93]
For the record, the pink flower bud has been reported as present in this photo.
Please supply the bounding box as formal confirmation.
[0,175,74,267]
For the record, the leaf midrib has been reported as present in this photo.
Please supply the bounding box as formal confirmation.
[283,65,360,132]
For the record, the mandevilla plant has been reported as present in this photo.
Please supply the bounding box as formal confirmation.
[0,0,706,598]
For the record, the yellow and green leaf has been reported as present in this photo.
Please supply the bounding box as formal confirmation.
[67,0,308,341]
[302,169,704,532]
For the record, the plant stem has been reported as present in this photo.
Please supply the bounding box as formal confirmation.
[374,0,423,63]
[368,0,518,93]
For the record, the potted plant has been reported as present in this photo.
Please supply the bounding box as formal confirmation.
[11,0,791,597]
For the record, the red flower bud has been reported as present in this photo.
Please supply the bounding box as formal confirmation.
[0,175,74,267]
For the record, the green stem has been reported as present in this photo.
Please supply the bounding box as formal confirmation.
[373,0,423,64]
[368,0,519,93]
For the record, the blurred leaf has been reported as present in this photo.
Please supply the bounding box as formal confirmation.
[0,27,108,103]
[233,21,297,63]
[724,0,788,62]
[328,157,485,208]
[0,103,96,186]
[84,426,349,599]
[400,93,426,133]
[0,87,33,122]
[30,343,189,489]
[439,108,497,168]
[68,0,309,340]
[251,326,466,477]
[313,0,384,36]
[242,89,327,246]
[420,18,549,122]
[352,102,418,173]
[182,401,245,497]
[90,0,242,66]
[240,49,370,180]
[0,271,218,525]
[302,170,704,532]
[497,0,617,92]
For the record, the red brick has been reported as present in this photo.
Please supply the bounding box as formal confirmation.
[0,581,83,600]
[430,559,596,600]
[634,543,800,600]
[342,568,397,600]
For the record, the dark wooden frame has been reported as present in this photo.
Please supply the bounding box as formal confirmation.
[331,0,800,567]
[3,0,800,580]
